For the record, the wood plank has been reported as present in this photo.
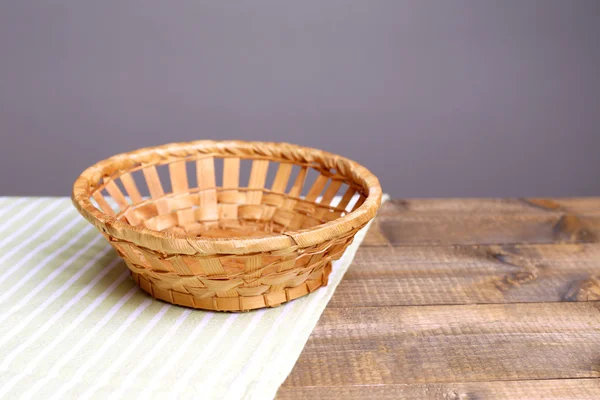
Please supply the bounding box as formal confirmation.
[278,378,600,400]
[283,302,600,387]
[385,198,557,216]
[375,213,599,246]
[329,243,600,307]
[366,198,600,247]
[359,198,600,247]
[384,198,600,216]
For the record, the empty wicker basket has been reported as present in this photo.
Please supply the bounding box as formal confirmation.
[72,140,382,311]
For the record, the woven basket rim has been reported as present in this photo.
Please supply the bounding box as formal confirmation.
[72,140,382,255]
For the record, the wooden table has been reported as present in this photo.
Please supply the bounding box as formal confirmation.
[277,198,600,399]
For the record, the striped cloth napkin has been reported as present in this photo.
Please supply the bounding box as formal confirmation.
[0,196,382,399]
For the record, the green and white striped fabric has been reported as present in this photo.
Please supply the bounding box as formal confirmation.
[0,196,380,399]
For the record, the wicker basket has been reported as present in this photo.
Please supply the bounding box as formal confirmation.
[72,141,382,311]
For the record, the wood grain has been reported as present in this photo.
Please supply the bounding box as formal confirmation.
[283,302,600,387]
[282,198,600,399]
[278,379,600,400]
[377,213,599,246]
[383,198,600,216]
[366,198,600,247]
[329,243,600,307]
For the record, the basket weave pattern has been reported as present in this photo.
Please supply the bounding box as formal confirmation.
[72,141,381,311]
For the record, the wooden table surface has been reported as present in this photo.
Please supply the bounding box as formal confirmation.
[277,198,600,399]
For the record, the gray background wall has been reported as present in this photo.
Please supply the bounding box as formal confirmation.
[1,0,599,198]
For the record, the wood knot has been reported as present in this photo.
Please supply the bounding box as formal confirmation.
[492,252,521,266]
[553,215,594,242]
[445,390,472,400]
[564,277,600,301]
[495,270,538,292]
[490,250,540,270]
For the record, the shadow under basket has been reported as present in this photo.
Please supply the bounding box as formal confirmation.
[72,140,382,311]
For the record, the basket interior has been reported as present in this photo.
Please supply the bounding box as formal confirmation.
[89,155,368,239]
